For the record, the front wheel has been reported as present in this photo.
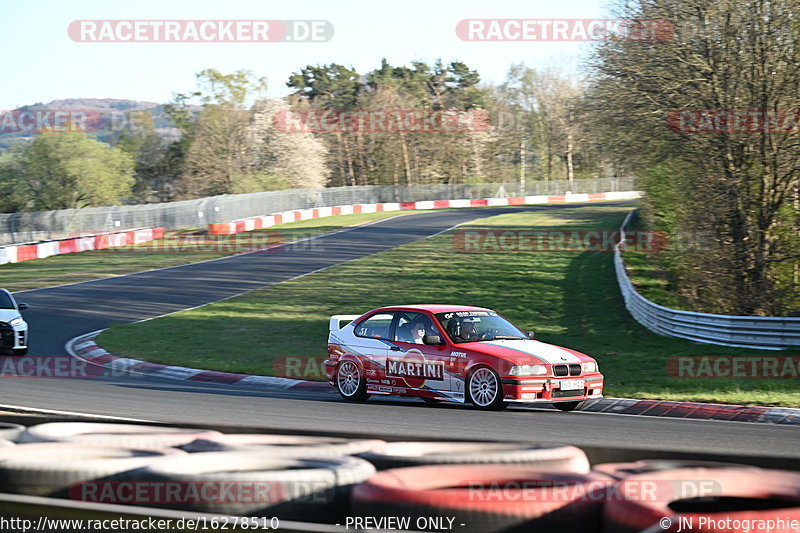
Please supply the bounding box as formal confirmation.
[553,400,587,412]
[11,348,27,356]
[466,367,507,411]
[336,360,370,402]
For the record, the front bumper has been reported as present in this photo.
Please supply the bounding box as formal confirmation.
[501,374,604,403]
[0,321,27,350]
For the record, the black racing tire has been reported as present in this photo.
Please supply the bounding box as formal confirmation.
[12,348,27,356]
[466,366,506,411]
[0,443,182,497]
[593,460,759,480]
[604,467,800,533]
[0,422,25,442]
[128,451,376,522]
[553,400,588,412]
[352,464,613,533]
[357,441,590,472]
[335,360,370,402]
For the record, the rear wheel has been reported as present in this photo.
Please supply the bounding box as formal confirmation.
[12,348,27,356]
[336,361,370,402]
[553,400,587,412]
[467,367,507,411]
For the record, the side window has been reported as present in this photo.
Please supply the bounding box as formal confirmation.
[394,312,437,344]
[354,313,395,340]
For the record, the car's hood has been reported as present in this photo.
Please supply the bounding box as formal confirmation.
[464,339,585,364]
[0,309,22,323]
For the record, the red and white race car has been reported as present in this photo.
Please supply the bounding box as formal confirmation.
[324,305,603,411]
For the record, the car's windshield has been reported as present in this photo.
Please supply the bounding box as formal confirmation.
[435,310,527,343]
[0,292,15,309]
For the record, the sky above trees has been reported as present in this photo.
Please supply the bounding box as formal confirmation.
[1,0,604,108]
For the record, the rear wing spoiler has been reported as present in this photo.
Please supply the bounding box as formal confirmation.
[329,315,361,331]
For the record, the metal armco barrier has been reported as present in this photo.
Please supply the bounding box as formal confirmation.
[615,210,800,350]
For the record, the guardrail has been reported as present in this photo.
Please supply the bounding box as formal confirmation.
[614,210,800,350]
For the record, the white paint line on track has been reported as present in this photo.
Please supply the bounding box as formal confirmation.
[11,211,422,295]
[0,403,156,423]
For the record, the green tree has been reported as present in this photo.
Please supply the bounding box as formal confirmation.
[180,70,267,197]
[0,147,30,212]
[23,132,134,210]
[586,0,800,315]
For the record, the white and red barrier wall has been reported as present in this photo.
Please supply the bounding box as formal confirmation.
[207,191,641,235]
[0,190,640,263]
[0,227,165,265]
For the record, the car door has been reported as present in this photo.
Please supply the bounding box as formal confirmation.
[388,311,455,395]
[350,311,397,393]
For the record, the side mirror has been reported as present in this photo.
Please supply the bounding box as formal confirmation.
[526,331,535,339]
[423,335,442,345]
[18,303,29,311]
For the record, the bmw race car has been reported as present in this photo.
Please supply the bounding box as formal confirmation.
[0,288,29,355]
[324,305,603,411]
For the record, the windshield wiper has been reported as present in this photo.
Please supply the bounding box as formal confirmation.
[486,335,527,340]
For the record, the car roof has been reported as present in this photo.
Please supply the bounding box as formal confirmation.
[371,304,493,313]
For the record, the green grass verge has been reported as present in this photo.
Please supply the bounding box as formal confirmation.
[97,205,800,407]
[622,214,686,309]
[0,211,420,292]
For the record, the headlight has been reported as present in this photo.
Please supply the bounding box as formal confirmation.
[9,317,23,327]
[508,364,547,376]
[581,361,597,373]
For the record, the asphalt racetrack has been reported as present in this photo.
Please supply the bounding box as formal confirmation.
[4,203,798,458]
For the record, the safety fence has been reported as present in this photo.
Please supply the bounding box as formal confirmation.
[208,190,641,235]
[614,210,800,350]
[0,178,634,245]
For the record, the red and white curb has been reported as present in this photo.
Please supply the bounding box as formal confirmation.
[207,191,642,235]
[67,332,800,426]
[66,331,330,393]
[0,227,164,265]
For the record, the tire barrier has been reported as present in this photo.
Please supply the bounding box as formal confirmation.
[356,441,591,472]
[0,422,25,441]
[352,464,614,533]
[20,422,222,449]
[182,434,384,456]
[2,422,798,532]
[604,467,800,533]
[125,451,376,523]
[593,460,760,479]
[0,442,183,497]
